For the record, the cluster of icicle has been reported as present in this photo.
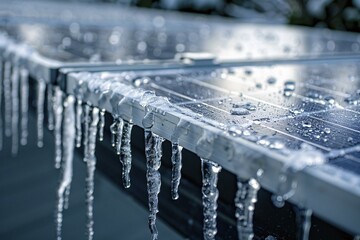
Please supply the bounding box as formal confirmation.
[0,43,325,239]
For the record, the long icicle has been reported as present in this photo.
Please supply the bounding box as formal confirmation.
[98,109,105,142]
[75,99,82,148]
[47,85,55,130]
[36,80,46,148]
[20,68,29,146]
[3,61,12,137]
[120,121,133,188]
[85,107,99,240]
[11,64,19,156]
[54,87,63,169]
[235,178,260,240]
[115,118,124,155]
[144,129,163,240]
[55,95,75,240]
[83,104,91,161]
[295,207,312,240]
[0,58,3,150]
[201,158,222,240]
[171,142,183,200]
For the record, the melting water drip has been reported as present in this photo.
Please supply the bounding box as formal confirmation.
[98,109,105,141]
[83,104,91,161]
[36,80,46,148]
[11,64,19,156]
[294,207,312,240]
[144,129,163,240]
[235,178,260,240]
[85,107,100,240]
[171,142,183,200]
[75,99,82,148]
[201,158,222,240]
[56,95,75,240]
[20,68,29,146]
[47,86,55,130]
[284,80,296,97]
[119,121,133,188]
[54,87,63,169]
[4,61,12,137]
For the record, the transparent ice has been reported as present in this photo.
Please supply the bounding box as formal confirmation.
[4,61,12,137]
[53,87,63,169]
[201,158,221,240]
[119,121,133,188]
[235,178,260,240]
[20,68,29,146]
[47,86,55,131]
[11,64,19,156]
[56,95,75,240]
[85,107,100,240]
[36,80,46,148]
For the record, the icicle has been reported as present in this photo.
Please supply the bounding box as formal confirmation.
[144,129,163,240]
[63,185,71,210]
[75,99,82,148]
[201,158,222,240]
[98,109,105,141]
[55,95,75,240]
[36,80,46,148]
[169,119,190,201]
[3,61,12,137]
[54,87,63,169]
[235,178,260,240]
[119,121,133,188]
[85,107,99,240]
[83,104,91,161]
[295,207,312,240]
[110,118,117,148]
[141,102,163,240]
[171,142,183,200]
[115,118,124,155]
[20,68,29,146]
[47,85,55,130]
[11,64,19,156]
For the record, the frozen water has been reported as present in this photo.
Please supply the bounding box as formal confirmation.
[85,107,100,240]
[201,158,221,240]
[119,121,133,188]
[144,129,163,240]
[75,99,82,148]
[98,109,105,141]
[115,118,124,155]
[4,61,12,137]
[11,64,19,156]
[171,142,183,200]
[53,87,63,169]
[20,68,29,146]
[272,144,326,208]
[235,178,260,240]
[170,119,190,200]
[83,104,91,161]
[36,80,46,148]
[56,95,75,240]
[295,207,312,240]
[47,86,55,131]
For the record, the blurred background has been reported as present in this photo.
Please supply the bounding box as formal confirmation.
[47,0,360,32]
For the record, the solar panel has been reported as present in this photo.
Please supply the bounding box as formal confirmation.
[1,1,360,239]
[64,59,360,235]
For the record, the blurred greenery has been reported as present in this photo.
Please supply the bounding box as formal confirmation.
[105,0,360,32]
